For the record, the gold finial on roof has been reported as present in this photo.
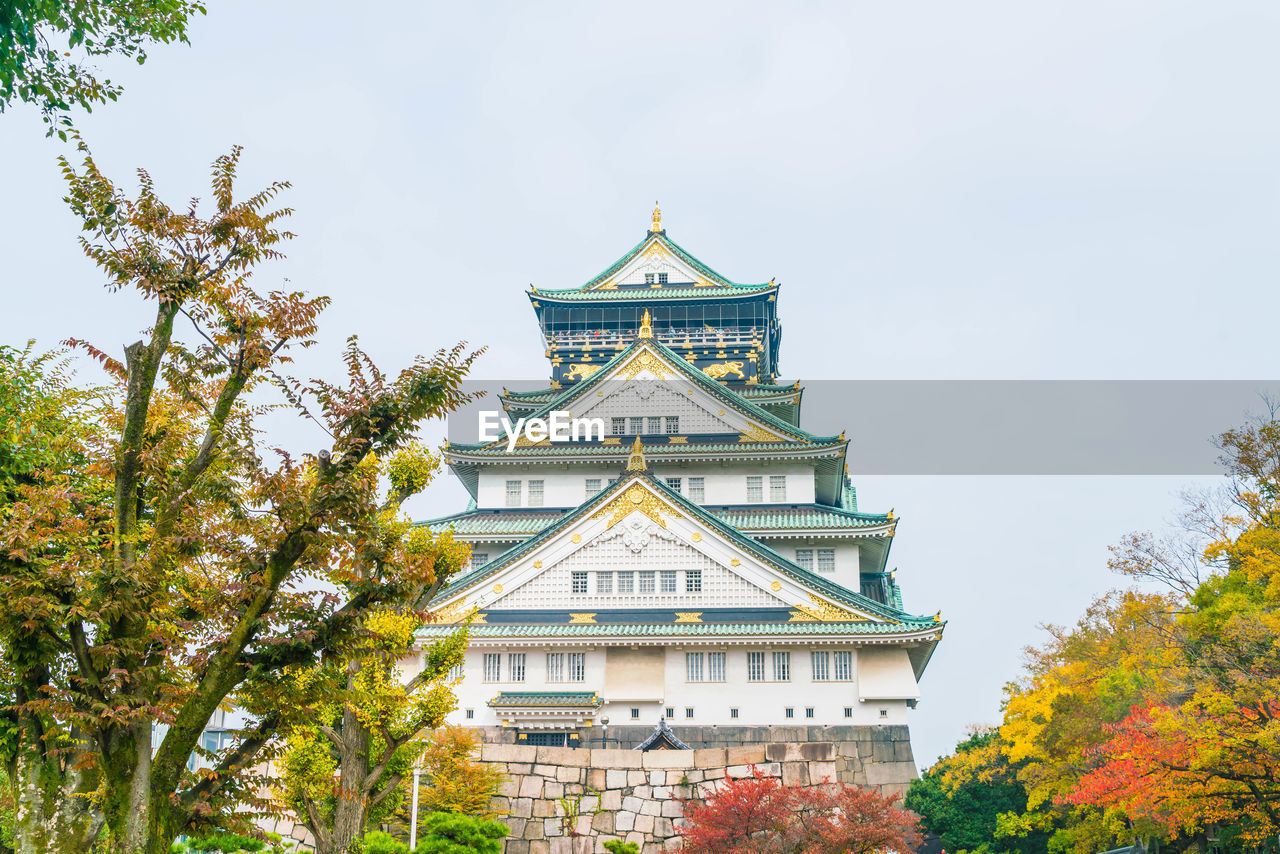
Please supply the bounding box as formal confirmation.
[638,308,653,339]
[651,201,663,233]
[627,436,647,471]
[887,507,895,520]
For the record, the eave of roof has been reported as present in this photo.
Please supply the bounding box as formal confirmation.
[419,620,941,638]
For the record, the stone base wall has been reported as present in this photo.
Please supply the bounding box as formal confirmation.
[481,734,918,854]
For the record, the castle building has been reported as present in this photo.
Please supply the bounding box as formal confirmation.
[418,206,943,752]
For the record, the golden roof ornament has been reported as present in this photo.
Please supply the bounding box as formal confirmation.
[638,308,653,339]
[651,201,663,233]
[626,436,647,471]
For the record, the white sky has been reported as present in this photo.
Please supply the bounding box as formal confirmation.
[2,1,1278,765]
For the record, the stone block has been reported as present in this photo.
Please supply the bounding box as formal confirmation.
[500,776,521,797]
[519,776,544,799]
[725,745,765,765]
[536,746,580,766]
[482,743,539,764]
[564,782,584,796]
[605,768,629,789]
[626,832,646,848]
[588,768,607,790]
[635,813,655,833]
[544,818,563,837]
[633,786,651,799]
[591,748,641,768]
[530,841,550,854]
[660,800,683,818]
[643,750,694,770]
[534,764,558,777]
[654,817,675,837]
[507,818,528,838]
[627,769,648,786]
[640,800,661,816]
[600,789,622,810]
[549,838,571,854]
[622,796,643,813]
[510,762,534,774]
[534,799,556,818]
[592,811,615,834]
[663,836,684,849]
[507,841,531,854]
[524,821,545,840]
[808,761,838,783]
[801,742,835,761]
[648,769,666,786]
[781,761,809,787]
[616,811,636,832]
[865,760,916,787]
[576,814,594,836]
[290,826,308,841]
[692,747,727,768]
[556,765,583,783]
[642,844,662,854]
[544,781,564,799]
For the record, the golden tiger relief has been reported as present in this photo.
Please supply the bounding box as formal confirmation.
[702,361,745,380]
[564,363,603,381]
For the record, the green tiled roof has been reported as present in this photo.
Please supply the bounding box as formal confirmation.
[445,438,844,459]
[487,691,603,708]
[502,383,800,404]
[421,620,940,639]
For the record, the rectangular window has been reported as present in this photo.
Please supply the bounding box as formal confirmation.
[448,664,463,683]
[647,416,662,434]
[747,651,765,682]
[834,651,853,681]
[688,477,705,502]
[844,707,853,718]
[685,707,694,719]
[568,652,585,682]
[746,475,763,503]
[638,571,656,593]
[817,549,835,574]
[805,707,815,719]
[660,570,677,593]
[645,273,655,284]
[471,552,489,570]
[785,707,795,719]
[571,571,588,594]
[795,549,813,570]
[631,707,640,719]
[686,652,704,682]
[596,571,613,594]
[665,416,679,434]
[708,652,726,682]
[811,651,830,681]
[585,477,601,498]
[665,477,682,492]
[483,653,501,682]
[879,709,889,719]
[665,707,674,719]
[730,707,739,719]
[686,570,702,593]
[465,708,475,719]
[773,651,791,681]
[611,418,625,436]
[509,653,526,682]
[607,477,618,487]
[629,417,644,434]
[617,571,634,594]
[769,475,787,502]
[505,480,521,507]
[546,653,564,682]
[658,273,669,284]
[528,479,544,507]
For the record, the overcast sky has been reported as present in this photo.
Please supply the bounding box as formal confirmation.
[3,1,1278,765]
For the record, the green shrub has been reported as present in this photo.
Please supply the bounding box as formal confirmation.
[361,830,409,854]
[186,833,267,853]
[414,812,509,854]
[603,842,640,854]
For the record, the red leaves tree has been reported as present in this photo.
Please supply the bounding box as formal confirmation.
[681,767,922,854]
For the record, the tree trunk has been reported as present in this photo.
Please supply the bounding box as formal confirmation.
[12,728,102,854]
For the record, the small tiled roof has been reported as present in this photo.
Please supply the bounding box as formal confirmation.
[636,719,691,751]
[487,691,603,709]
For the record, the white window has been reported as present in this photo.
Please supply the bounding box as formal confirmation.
[817,549,835,574]
[596,571,613,594]
[665,707,674,718]
[471,552,490,570]
[688,477,705,502]
[769,475,786,502]
[617,571,634,594]
[686,652,704,682]
[645,273,655,285]
[746,476,763,503]
[546,653,565,682]
[568,652,585,682]
[647,416,662,434]
[571,571,588,594]
[795,549,813,570]
[665,416,679,434]
[665,477,682,492]
[747,651,765,681]
[708,652,726,682]
[528,479,544,507]
[509,653,526,682]
[811,651,829,681]
[483,653,501,682]
[686,570,702,593]
[448,664,463,682]
[585,477,601,497]
[834,651,853,681]
[773,651,791,681]
[611,418,625,436]
[505,480,521,507]
[629,417,644,434]
[638,571,656,593]
[660,570,677,593]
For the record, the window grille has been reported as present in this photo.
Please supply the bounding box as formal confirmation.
[665,707,674,719]
[834,651,853,681]
[879,709,889,719]
[465,709,475,719]
[505,480,521,507]
[688,477,704,501]
[817,549,835,573]
[730,707,739,719]
[571,571,587,594]
[509,653,526,682]
[629,417,644,434]
[617,571,634,594]
[685,707,693,718]
[811,651,829,681]
[638,571,656,593]
[686,570,702,593]
[611,418,625,436]
[773,651,791,681]
[448,664,463,683]
[708,652,725,681]
[528,479,544,507]
[596,571,613,594]
[660,570,677,593]
[747,652,765,681]
[483,653,501,682]
[686,652,704,682]
[568,652,585,682]
[746,476,763,503]
[769,475,786,502]
[645,273,655,284]
[805,707,815,719]
[631,707,640,719]
[844,707,853,718]
[785,707,795,719]
[659,273,669,284]
[665,416,679,433]
[471,552,489,570]
[795,549,813,570]
[585,478,601,498]
[647,416,662,434]
[546,653,565,682]
[665,477,682,492]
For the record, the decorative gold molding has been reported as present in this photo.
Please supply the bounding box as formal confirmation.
[627,436,647,471]
[739,424,785,443]
[770,581,782,591]
[691,532,702,542]
[619,350,671,381]
[571,534,581,543]
[565,363,602,381]
[674,612,703,624]
[589,482,683,530]
[703,361,745,381]
[788,594,873,624]
[667,436,688,444]
[730,559,740,567]
[569,613,597,624]
[638,309,653,339]
[492,583,503,593]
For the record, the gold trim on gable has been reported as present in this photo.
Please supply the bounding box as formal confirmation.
[674,612,703,623]
[788,594,874,624]
[569,613,597,624]
[739,424,785,443]
[619,350,672,381]
[589,482,684,530]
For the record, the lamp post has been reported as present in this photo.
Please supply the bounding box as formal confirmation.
[409,764,421,851]
[601,716,610,749]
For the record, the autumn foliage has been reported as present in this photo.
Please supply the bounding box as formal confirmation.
[680,767,921,854]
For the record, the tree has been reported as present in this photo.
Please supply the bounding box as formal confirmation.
[0,0,206,135]
[0,142,480,854]
[410,724,506,820]
[412,813,508,854]
[680,767,921,854]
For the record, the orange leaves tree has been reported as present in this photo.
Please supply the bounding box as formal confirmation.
[0,141,480,854]
[679,767,921,854]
